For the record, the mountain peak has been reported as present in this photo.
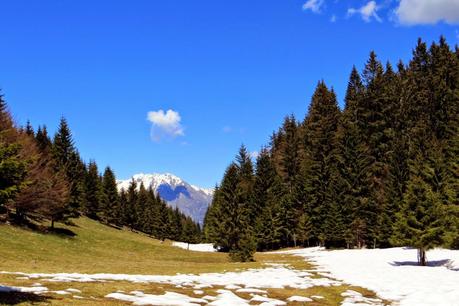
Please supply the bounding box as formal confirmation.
[117,172,213,224]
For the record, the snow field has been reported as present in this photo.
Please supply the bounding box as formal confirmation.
[280,247,459,306]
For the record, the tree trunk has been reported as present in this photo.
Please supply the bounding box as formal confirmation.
[418,248,427,266]
[293,233,297,248]
[187,242,190,250]
[51,218,55,229]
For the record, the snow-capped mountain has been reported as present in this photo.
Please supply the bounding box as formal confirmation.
[117,173,213,224]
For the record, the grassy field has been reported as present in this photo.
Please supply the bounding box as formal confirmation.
[0,217,262,275]
[0,218,388,305]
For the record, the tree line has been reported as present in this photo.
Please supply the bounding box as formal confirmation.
[203,37,458,264]
[0,100,201,244]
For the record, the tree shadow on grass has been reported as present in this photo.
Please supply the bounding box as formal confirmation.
[0,292,52,305]
[8,215,77,238]
[47,226,77,237]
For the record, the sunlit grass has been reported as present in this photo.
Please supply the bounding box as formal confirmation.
[0,217,261,275]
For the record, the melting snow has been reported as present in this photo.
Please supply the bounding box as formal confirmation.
[106,291,207,306]
[2,265,338,289]
[280,247,459,306]
[287,295,313,302]
[250,294,286,305]
[341,290,383,306]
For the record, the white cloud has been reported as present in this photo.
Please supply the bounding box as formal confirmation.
[250,151,259,159]
[348,1,382,22]
[147,109,184,142]
[330,14,337,22]
[395,0,459,25]
[303,0,325,13]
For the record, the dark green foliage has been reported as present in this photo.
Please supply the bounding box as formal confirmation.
[0,94,27,209]
[0,143,27,208]
[270,115,303,247]
[302,82,341,246]
[84,161,103,220]
[102,167,120,225]
[204,145,257,261]
[204,37,459,260]
[35,126,52,152]
[115,179,201,242]
[53,118,85,218]
[253,148,283,250]
[391,146,447,265]
[124,180,138,228]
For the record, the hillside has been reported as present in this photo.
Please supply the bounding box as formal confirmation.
[0,218,247,275]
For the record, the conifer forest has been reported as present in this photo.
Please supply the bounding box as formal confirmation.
[203,37,459,263]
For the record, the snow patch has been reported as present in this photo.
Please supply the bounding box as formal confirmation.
[208,289,248,306]
[106,291,207,306]
[287,295,313,302]
[172,242,217,252]
[53,290,71,295]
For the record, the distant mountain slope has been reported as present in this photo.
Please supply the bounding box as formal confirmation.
[117,173,213,224]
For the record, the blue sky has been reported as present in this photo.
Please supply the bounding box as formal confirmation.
[1,0,458,188]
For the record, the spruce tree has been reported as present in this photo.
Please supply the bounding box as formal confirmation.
[209,163,239,251]
[392,148,446,266]
[119,188,128,226]
[335,66,373,248]
[125,179,138,229]
[253,148,283,250]
[102,166,120,225]
[302,81,341,246]
[53,117,85,218]
[85,161,103,220]
[35,126,52,152]
[270,115,303,247]
[135,182,149,231]
[141,187,157,235]
[233,145,257,260]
